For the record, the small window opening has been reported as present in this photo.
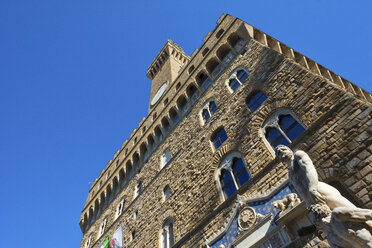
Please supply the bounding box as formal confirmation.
[246,91,267,112]
[202,48,209,57]
[188,65,195,74]
[216,29,224,38]
[212,128,228,150]
[163,185,171,201]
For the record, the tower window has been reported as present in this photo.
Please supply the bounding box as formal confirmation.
[211,128,228,150]
[227,68,249,92]
[246,91,267,112]
[188,65,195,74]
[216,29,224,38]
[202,47,209,57]
[264,112,306,149]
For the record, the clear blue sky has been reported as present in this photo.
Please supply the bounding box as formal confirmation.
[0,0,371,247]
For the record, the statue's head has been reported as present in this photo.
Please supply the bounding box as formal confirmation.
[275,145,293,163]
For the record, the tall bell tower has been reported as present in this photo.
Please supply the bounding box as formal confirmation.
[146,40,189,112]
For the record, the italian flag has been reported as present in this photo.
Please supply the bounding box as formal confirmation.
[110,225,123,248]
[99,226,123,248]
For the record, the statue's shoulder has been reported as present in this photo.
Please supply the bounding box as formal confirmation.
[293,150,307,158]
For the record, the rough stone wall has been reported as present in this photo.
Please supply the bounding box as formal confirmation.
[79,15,371,248]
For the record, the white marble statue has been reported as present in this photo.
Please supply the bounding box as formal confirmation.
[275,145,372,248]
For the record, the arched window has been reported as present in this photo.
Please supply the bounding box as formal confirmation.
[115,197,125,219]
[201,100,218,124]
[99,216,108,238]
[134,181,142,199]
[218,154,250,200]
[264,111,306,149]
[246,91,267,112]
[163,185,171,201]
[161,149,170,169]
[227,68,249,92]
[84,233,93,248]
[160,219,174,248]
[211,128,228,150]
[232,157,250,186]
[220,169,236,198]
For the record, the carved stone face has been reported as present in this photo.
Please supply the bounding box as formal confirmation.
[275,145,293,163]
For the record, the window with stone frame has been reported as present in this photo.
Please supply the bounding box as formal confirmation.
[161,149,170,169]
[211,128,228,150]
[264,111,306,149]
[160,219,174,248]
[218,154,250,200]
[115,197,125,219]
[227,68,249,92]
[134,181,142,199]
[84,233,93,248]
[98,216,108,238]
[246,91,267,112]
[201,99,218,125]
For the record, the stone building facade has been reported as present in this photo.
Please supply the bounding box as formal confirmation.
[79,14,372,248]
